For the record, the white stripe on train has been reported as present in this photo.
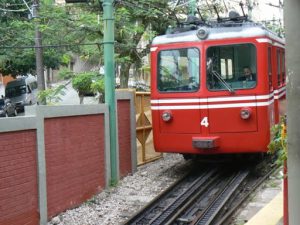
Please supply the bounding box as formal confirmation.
[150,92,284,105]
[151,99,275,110]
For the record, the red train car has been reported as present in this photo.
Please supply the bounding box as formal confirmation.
[150,15,286,156]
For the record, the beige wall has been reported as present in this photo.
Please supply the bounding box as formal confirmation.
[55,0,65,4]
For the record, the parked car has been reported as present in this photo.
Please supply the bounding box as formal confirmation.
[0,98,17,117]
[5,75,38,112]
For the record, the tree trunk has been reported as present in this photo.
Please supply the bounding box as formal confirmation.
[47,68,51,88]
[79,94,84,104]
[120,63,131,88]
[98,93,104,103]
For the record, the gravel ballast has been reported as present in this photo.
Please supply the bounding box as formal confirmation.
[48,153,189,225]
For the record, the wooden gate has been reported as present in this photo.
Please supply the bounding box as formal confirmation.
[135,92,162,165]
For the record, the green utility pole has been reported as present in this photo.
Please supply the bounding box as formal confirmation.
[103,0,118,184]
[188,0,196,15]
[65,0,118,185]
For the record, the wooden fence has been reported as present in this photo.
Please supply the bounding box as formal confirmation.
[135,92,162,165]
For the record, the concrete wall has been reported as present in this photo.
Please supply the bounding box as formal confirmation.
[116,91,137,178]
[43,112,107,218]
[0,123,39,225]
[0,91,136,225]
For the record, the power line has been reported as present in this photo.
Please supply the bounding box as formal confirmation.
[0,0,33,13]
[0,42,102,49]
[0,7,27,12]
[0,1,33,7]
[118,0,167,16]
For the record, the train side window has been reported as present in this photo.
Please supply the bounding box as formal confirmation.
[282,52,285,84]
[157,48,200,92]
[277,49,282,86]
[206,43,257,91]
[268,47,273,90]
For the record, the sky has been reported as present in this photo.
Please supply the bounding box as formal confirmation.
[249,0,283,23]
[55,0,284,26]
[221,0,284,24]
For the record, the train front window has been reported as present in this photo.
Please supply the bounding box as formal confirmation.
[206,44,257,91]
[157,48,200,92]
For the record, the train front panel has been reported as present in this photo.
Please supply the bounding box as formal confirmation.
[150,33,283,155]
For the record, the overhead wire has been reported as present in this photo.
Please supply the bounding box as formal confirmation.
[0,42,101,49]
[0,1,33,7]
[118,0,167,16]
[0,0,33,13]
[0,7,27,12]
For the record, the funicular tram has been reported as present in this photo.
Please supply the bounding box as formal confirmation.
[150,11,286,156]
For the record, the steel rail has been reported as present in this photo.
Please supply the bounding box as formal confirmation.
[191,169,250,225]
[124,157,275,225]
[124,164,212,225]
[214,164,279,225]
[149,169,220,225]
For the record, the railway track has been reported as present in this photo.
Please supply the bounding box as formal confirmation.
[124,157,277,225]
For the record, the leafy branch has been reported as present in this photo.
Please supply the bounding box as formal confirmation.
[268,116,287,166]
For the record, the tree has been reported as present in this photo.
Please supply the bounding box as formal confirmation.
[63,0,173,88]
[0,0,35,76]
[114,0,172,88]
[71,71,104,104]
[0,0,102,77]
[0,0,185,89]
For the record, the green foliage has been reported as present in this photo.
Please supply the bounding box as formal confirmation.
[61,54,72,65]
[91,77,105,103]
[0,0,202,89]
[72,71,95,95]
[114,0,171,87]
[72,71,105,103]
[265,22,285,37]
[0,0,102,76]
[91,78,104,94]
[268,116,287,166]
[58,67,74,80]
[37,84,66,105]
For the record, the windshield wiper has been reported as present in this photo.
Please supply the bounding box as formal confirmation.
[211,70,235,93]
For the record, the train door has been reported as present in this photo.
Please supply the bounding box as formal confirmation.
[268,46,275,127]
[274,47,286,123]
[205,43,258,133]
[155,47,202,134]
[279,50,286,116]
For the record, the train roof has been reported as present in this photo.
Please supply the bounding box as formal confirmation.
[152,22,285,46]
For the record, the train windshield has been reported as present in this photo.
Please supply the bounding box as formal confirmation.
[207,44,257,91]
[157,48,200,92]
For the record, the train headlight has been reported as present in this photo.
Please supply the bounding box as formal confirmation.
[161,111,172,122]
[197,27,209,40]
[240,108,252,120]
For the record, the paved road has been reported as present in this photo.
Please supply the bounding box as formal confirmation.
[55,82,98,105]
[0,84,4,97]
[1,82,98,117]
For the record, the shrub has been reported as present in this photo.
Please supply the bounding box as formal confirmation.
[268,116,287,166]
[38,84,66,105]
[72,71,105,104]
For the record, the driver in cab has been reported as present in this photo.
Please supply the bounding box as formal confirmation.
[238,67,256,81]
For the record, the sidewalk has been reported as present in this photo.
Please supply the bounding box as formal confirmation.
[245,191,283,225]
[234,170,283,225]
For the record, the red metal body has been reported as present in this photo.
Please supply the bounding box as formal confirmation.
[151,23,286,155]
